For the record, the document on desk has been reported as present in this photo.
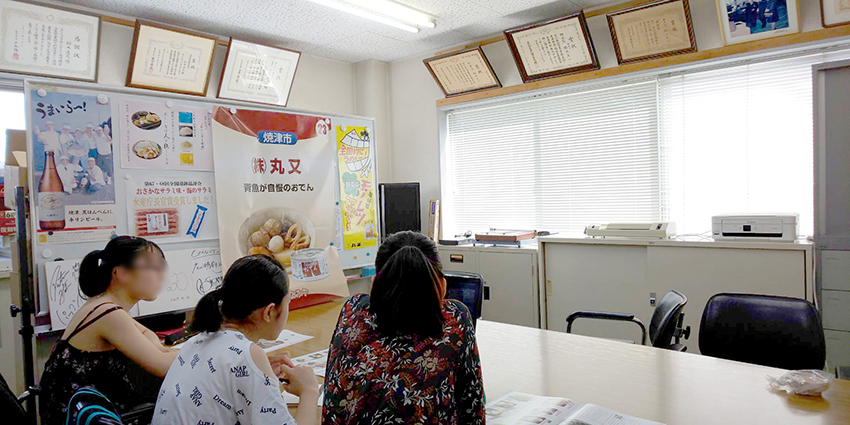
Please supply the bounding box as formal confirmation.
[485,391,664,425]
[257,329,314,353]
[291,349,329,377]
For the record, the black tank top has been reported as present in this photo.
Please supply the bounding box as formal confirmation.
[39,303,138,424]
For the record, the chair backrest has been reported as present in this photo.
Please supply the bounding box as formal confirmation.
[648,290,688,348]
[65,387,124,425]
[444,271,484,324]
[699,293,825,370]
[0,373,28,425]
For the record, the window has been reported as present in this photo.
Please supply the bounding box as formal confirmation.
[442,50,850,238]
[442,80,659,235]
[0,89,26,164]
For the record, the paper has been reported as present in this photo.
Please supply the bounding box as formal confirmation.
[486,392,579,425]
[426,49,499,95]
[336,126,377,250]
[128,24,216,94]
[219,40,300,106]
[510,17,593,76]
[135,246,223,316]
[0,0,99,81]
[125,175,218,242]
[291,348,329,377]
[282,384,324,406]
[45,259,87,330]
[30,90,117,244]
[211,107,349,309]
[256,329,314,353]
[610,1,692,62]
[120,99,214,171]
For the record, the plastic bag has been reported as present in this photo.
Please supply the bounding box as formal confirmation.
[766,370,830,396]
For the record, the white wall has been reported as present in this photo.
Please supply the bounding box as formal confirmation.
[387,0,828,232]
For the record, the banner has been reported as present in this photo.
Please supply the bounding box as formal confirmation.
[211,107,348,309]
[336,125,377,250]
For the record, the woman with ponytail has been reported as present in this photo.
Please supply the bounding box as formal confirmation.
[39,236,178,424]
[323,231,485,424]
[152,254,319,425]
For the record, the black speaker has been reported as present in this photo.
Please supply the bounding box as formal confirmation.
[378,183,421,240]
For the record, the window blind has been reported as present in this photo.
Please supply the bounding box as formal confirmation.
[657,52,850,237]
[442,81,659,236]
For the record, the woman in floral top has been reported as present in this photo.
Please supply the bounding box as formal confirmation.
[323,231,485,424]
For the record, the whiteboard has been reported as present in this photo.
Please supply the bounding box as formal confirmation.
[25,80,379,330]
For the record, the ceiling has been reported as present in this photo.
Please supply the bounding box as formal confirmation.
[57,0,614,63]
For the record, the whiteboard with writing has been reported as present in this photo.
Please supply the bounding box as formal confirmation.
[45,246,222,330]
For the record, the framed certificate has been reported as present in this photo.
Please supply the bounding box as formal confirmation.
[0,0,100,81]
[608,0,697,65]
[217,38,301,106]
[423,47,501,97]
[821,0,850,27]
[716,0,799,45]
[126,20,217,96]
[504,13,599,83]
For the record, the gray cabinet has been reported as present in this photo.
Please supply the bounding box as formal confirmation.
[438,245,540,328]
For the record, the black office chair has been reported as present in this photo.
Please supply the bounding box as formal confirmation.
[0,373,28,425]
[566,290,690,351]
[444,271,484,327]
[699,293,825,370]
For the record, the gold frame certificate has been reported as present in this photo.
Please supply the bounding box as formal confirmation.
[423,47,501,97]
[126,20,217,96]
[0,0,100,81]
[217,38,301,107]
[607,0,697,65]
[504,13,599,83]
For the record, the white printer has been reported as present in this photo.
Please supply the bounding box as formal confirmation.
[711,214,799,242]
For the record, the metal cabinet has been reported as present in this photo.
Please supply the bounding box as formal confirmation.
[438,245,540,328]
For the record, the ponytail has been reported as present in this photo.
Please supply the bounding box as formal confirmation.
[78,236,164,297]
[370,231,445,338]
[190,255,289,333]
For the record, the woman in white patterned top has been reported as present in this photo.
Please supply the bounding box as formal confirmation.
[153,255,319,425]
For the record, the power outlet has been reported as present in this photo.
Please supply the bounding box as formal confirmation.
[649,292,657,307]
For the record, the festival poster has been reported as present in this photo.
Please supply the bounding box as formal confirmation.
[125,174,218,243]
[119,99,214,171]
[336,125,377,250]
[211,107,348,309]
[29,90,117,244]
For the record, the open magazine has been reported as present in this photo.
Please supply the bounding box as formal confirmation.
[485,392,664,425]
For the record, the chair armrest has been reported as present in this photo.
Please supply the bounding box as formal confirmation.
[566,311,647,345]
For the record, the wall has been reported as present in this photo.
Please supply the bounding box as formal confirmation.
[388,0,828,232]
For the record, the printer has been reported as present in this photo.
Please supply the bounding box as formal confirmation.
[711,214,799,242]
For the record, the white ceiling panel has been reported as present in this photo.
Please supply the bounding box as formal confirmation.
[56,0,601,63]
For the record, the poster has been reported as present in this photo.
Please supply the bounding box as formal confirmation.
[336,125,377,250]
[211,107,348,309]
[30,90,116,244]
[0,0,100,81]
[136,247,222,316]
[120,99,214,170]
[125,174,218,242]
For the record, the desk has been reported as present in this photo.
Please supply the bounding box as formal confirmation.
[281,301,850,424]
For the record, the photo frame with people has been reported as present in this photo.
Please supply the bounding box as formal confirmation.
[716,0,800,45]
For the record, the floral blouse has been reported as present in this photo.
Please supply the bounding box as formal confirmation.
[323,294,485,425]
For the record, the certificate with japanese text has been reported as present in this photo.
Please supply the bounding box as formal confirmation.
[608,0,696,64]
[0,0,99,81]
[127,21,216,96]
[505,13,599,82]
[218,39,301,106]
[423,47,501,96]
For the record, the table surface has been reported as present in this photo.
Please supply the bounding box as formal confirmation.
[281,300,850,425]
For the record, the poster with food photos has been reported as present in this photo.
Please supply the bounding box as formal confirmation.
[119,99,213,171]
[125,174,218,243]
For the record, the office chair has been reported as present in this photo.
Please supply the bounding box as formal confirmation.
[566,290,690,351]
[444,271,484,326]
[0,373,28,425]
[699,293,825,370]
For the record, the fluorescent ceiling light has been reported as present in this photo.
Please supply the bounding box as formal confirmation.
[308,0,435,33]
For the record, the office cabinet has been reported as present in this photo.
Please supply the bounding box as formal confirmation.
[438,245,540,328]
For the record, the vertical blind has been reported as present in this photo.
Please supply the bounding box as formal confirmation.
[443,49,850,238]
[442,81,659,235]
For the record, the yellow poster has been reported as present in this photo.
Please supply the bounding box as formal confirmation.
[336,125,377,249]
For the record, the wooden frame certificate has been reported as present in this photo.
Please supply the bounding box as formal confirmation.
[608,0,697,65]
[127,20,217,96]
[0,0,100,81]
[218,38,301,106]
[423,47,501,97]
[504,13,599,83]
